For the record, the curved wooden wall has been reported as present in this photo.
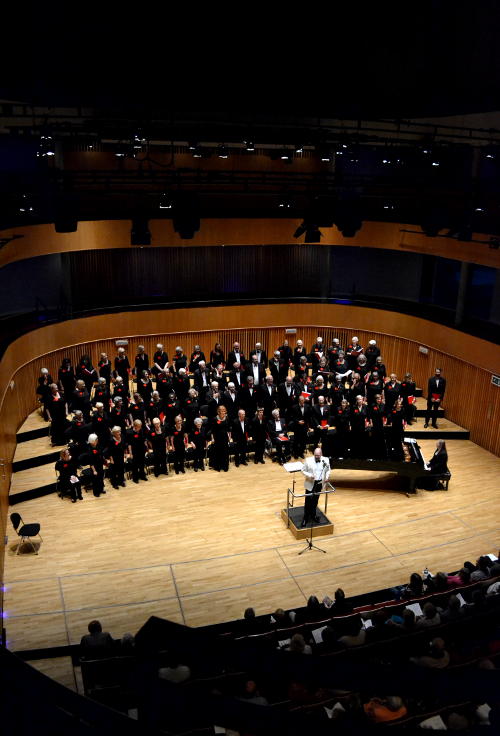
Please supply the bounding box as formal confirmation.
[1,220,499,269]
[1,303,500,607]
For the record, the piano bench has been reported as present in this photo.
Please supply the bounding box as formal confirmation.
[436,472,451,490]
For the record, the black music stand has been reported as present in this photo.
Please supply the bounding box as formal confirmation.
[298,483,334,555]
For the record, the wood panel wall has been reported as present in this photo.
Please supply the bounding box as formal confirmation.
[1,219,499,269]
[1,304,500,610]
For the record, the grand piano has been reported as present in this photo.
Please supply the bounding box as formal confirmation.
[330,438,429,493]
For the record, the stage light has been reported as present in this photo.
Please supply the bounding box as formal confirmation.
[475,207,485,213]
[159,193,173,209]
[278,197,292,209]
[37,134,55,157]
[115,142,129,158]
[317,145,332,162]
[295,144,303,153]
[485,153,495,159]
[431,161,440,167]
[188,142,197,150]
[280,148,292,161]
[133,132,147,150]
[192,146,203,158]
[244,140,255,151]
[218,145,229,159]
[18,194,34,213]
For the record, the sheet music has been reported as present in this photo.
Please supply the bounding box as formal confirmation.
[405,602,423,616]
[311,625,328,644]
[324,702,346,719]
[418,714,447,729]
[283,461,304,472]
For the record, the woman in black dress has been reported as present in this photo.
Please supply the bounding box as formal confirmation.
[423,440,449,490]
[87,433,106,497]
[168,415,188,474]
[332,398,351,458]
[188,417,208,472]
[137,370,153,403]
[36,368,53,419]
[210,404,231,472]
[350,395,368,458]
[387,396,406,460]
[46,383,68,446]
[400,373,417,425]
[55,448,82,502]
[210,342,225,369]
[58,358,76,398]
[251,407,267,464]
[127,419,149,483]
[148,417,168,477]
[104,426,127,489]
[78,354,98,394]
[128,392,147,426]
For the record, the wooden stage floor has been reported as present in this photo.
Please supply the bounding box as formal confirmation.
[4,438,500,658]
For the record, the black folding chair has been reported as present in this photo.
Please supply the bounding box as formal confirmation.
[10,512,43,555]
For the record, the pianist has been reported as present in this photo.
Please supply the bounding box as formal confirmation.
[421,440,449,490]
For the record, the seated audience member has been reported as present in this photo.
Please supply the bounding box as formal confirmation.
[273,608,293,628]
[446,567,471,587]
[120,633,135,653]
[410,637,450,669]
[486,580,500,597]
[426,571,449,593]
[317,625,343,655]
[438,594,462,622]
[329,588,353,616]
[305,595,325,621]
[389,607,417,634]
[158,654,191,683]
[285,633,312,655]
[462,589,488,615]
[237,680,268,706]
[416,602,441,628]
[363,695,407,723]
[365,609,393,643]
[80,620,114,657]
[471,556,492,582]
[338,615,366,648]
[400,572,425,599]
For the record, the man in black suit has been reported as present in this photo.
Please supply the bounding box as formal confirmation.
[425,368,446,429]
[239,376,259,414]
[193,361,211,394]
[232,409,250,466]
[134,345,150,377]
[259,375,278,417]
[277,375,298,418]
[229,362,246,391]
[206,381,224,418]
[327,339,342,370]
[278,339,293,368]
[312,396,331,448]
[249,342,268,369]
[293,339,307,372]
[269,350,288,385]
[227,342,246,371]
[290,394,312,458]
[247,354,266,387]
[223,382,240,420]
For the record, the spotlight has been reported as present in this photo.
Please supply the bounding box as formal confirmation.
[475,207,485,213]
[295,144,304,154]
[431,161,440,167]
[280,148,292,161]
[218,144,229,159]
[37,134,55,157]
[244,140,255,151]
[188,142,197,150]
[192,146,203,158]
[131,217,151,246]
[278,197,292,209]
[317,145,332,162]
[133,132,147,151]
[115,142,129,158]
[159,193,173,209]
[18,194,34,214]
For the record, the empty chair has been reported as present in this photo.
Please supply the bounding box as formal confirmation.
[10,512,43,555]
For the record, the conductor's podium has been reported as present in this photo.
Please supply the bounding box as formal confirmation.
[281,506,334,540]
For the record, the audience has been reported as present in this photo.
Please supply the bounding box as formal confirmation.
[80,620,114,657]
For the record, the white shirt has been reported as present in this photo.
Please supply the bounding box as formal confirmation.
[275,420,282,431]
[252,365,260,383]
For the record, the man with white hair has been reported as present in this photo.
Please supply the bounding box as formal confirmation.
[232,409,250,466]
[223,381,240,420]
[134,345,149,377]
[277,375,298,418]
[227,342,245,371]
[173,367,189,402]
[172,346,187,373]
[259,374,278,417]
[152,344,169,377]
[269,350,287,384]
[229,361,246,390]
[114,347,131,383]
[267,408,290,464]
[301,447,330,527]
[248,354,265,387]
[249,342,268,369]
[293,339,307,372]
[207,381,223,418]
[193,360,210,393]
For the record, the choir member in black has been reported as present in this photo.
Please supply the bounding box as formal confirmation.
[91,377,110,408]
[251,408,267,464]
[58,358,76,398]
[327,338,343,370]
[127,419,149,483]
[189,417,207,471]
[387,397,406,459]
[146,391,164,425]
[210,363,227,392]
[312,396,331,450]
[329,374,347,408]
[311,376,328,405]
[278,339,293,368]
[112,375,130,409]
[152,344,169,377]
[155,370,172,401]
[345,336,363,371]
[290,395,311,458]
[206,382,224,419]
[114,347,131,384]
[277,376,298,419]
[184,388,200,425]
[168,415,188,474]
[423,440,449,489]
[128,392,146,426]
[384,373,401,414]
[91,402,109,446]
[425,368,446,429]
[222,382,240,421]
[171,346,188,373]
[313,356,330,382]
[36,368,53,419]
[332,399,351,458]
[354,355,370,381]
[269,350,287,385]
[232,409,250,466]
[368,394,387,459]
[87,433,106,496]
[98,352,112,387]
[266,408,290,464]
[333,350,351,379]
[310,335,325,362]
[147,417,168,477]
[295,355,309,382]
[400,373,416,425]
[46,383,68,446]
[105,426,127,488]
[249,342,268,369]
[137,370,153,403]
[227,342,245,371]
[66,410,89,462]
[210,404,231,472]
[229,362,245,391]
[189,345,206,373]
[348,373,366,406]
[108,396,128,433]
[259,375,278,418]
[193,361,211,394]
[364,339,380,369]
[134,345,149,377]
[78,355,98,393]
[374,355,387,381]
[293,339,307,371]
[239,376,259,415]
[350,395,368,458]
[173,368,190,402]
[209,342,225,369]
[247,354,265,387]
[55,448,83,502]
[366,371,384,406]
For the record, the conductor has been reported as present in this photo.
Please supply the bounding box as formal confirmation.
[301,448,331,527]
